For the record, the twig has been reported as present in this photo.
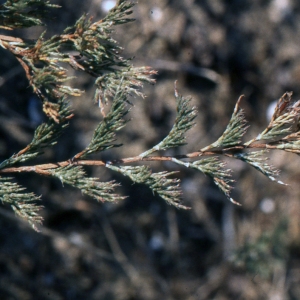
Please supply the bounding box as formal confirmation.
[0,142,284,175]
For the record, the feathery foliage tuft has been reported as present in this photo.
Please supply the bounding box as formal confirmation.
[0,0,59,29]
[190,158,237,204]
[50,165,125,203]
[0,97,72,170]
[74,87,130,159]
[107,165,188,209]
[202,95,248,151]
[140,83,197,157]
[0,177,42,231]
[234,151,284,185]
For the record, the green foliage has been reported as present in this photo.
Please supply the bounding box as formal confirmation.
[107,165,186,209]
[0,98,71,170]
[140,84,197,157]
[0,177,42,231]
[232,220,288,279]
[190,158,235,204]
[1,0,300,230]
[0,0,59,29]
[234,150,283,185]
[202,96,248,151]
[50,165,125,203]
[77,88,129,158]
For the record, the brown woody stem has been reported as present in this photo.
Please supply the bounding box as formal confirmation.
[0,142,279,176]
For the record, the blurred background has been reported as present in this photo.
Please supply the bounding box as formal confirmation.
[1,0,300,299]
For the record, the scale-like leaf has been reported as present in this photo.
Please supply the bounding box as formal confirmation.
[0,0,59,29]
[275,132,300,154]
[0,98,72,170]
[79,89,129,158]
[51,165,124,203]
[190,158,239,205]
[108,165,152,183]
[234,151,285,185]
[145,171,187,209]
[0,177,43,231]
[202,96,248,151]
[251,92,300,142]
[107,165,188,209]
[140,85,197,157]
[94,66,157,106]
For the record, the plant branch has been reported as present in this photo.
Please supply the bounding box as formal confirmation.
[0,141,289,176]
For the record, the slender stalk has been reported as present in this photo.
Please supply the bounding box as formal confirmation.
[0,142,281,175]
